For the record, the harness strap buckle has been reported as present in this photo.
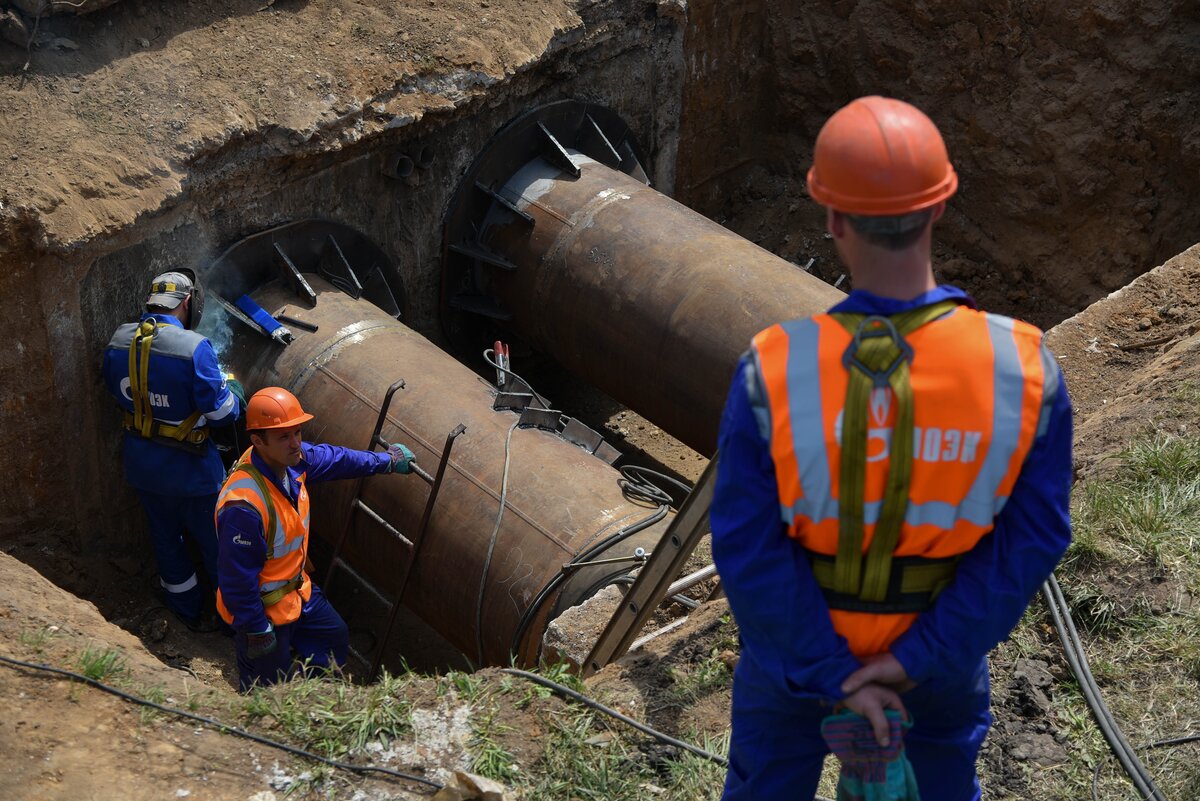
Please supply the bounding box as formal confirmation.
[841,315,915,388]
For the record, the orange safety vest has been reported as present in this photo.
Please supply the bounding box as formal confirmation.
[215,448,313,627]
[751,304,1056,657]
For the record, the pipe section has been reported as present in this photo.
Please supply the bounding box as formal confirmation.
[443,101,843,455]
[486,155,842,453]
[221,275,670,667]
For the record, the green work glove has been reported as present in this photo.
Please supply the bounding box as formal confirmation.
[245,624,277,660]
[226,377,248,407]
[387,443,416,474]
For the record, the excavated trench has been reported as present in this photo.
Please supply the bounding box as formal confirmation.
[1,0,1198,680]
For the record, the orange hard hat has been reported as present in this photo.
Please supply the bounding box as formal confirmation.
[245,387,314,430]
[806,96,957,215]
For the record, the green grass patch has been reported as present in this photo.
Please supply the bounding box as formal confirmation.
[18,625,59,654]
[1012,432,1200,800]
[470,703,520,783]
[241,669,413,759]
[77,645,126,682]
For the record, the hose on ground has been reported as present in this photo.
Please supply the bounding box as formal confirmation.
[1042,575,1165,801]
[500,668,834,801]
[501,667,725,764]
[0,653,443,792]
[1144,732,1200,750]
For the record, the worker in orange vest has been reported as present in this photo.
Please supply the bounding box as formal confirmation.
[710,96,1073,800]
[215,386,418,691]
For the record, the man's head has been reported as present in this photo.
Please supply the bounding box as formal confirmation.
[807,96,956,293]
[146,269,205,330]
[245,387,315,470]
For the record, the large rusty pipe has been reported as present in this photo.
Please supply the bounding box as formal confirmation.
[222,276,670,667]
[477,154,844,454]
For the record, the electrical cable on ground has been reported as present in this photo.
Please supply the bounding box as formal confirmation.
[1144,733,1200,750]
[476,418,520,665]
[1041,575,1165,801]
[500,668,835,801]
[0,653,443,792]
[501,667,726,765]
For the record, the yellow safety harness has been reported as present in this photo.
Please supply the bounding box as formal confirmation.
[810,300,961,613]
[124,319,206,446]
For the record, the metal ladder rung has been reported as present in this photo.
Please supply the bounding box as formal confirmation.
[354,499,414,548]
[329,557,394,607]
[348,643,372,666]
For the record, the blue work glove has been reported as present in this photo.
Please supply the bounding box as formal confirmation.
[245,624,277,660]
[387,443,417,474]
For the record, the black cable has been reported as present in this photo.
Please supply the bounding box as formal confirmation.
[501,668,727,766]
[619,465,693,505]
[475,419,519,665]
[1145,733,1200,750]
[509,505,669,660]
[618,465,676,507]
[1042,576,1165,801]
[0,653,443,792]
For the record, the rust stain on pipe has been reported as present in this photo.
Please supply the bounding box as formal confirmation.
[222,276,669,667]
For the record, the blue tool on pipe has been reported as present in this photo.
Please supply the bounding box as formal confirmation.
[235,294,294,344]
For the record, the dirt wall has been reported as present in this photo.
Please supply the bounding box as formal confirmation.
[0,0,685,559]
[679,0,1200,324]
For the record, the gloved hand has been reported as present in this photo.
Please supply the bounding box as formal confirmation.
[245,624,277,660]
[226,377,248,407]
[387,442,417,474]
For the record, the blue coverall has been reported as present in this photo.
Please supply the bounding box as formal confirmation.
[216,441,393,691]
[711,286,1073,801]
[101,313,240,623]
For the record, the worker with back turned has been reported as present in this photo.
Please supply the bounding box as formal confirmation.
[215,386,418,691]
[710,96,1073,800]
[101,269,246,632]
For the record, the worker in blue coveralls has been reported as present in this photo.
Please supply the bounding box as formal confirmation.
[710,96,1073,800]
[214,386,418,691]
[102,269,246,633]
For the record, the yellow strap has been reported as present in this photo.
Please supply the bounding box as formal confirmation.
[170,409,204,441]
[122,412,209,444]
[233,459,279,561]
[125,320,206,444]
[260,575,303,607]
[128,319,157,439]
[829,301,960,603]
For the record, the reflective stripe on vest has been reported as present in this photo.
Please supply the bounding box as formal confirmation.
[752,305,1049,656]
[215,448,313,626]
